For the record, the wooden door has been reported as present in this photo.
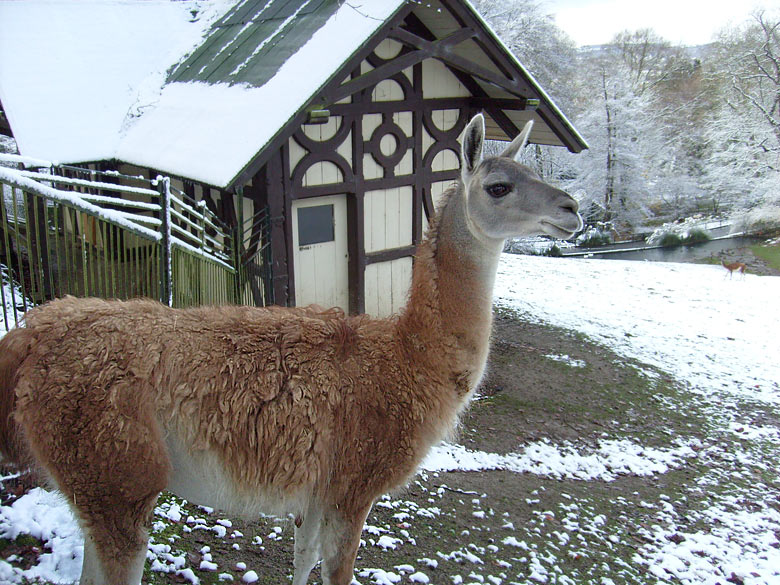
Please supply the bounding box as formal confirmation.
[292,194,349,311]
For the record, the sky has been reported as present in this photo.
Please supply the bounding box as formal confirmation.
[542,0,769,47]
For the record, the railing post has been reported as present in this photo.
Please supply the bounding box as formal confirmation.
[198,200,207,252]
[233,186,244,305]
[262,210,274,306]
[158,176,172,307]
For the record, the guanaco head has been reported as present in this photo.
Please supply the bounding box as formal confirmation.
[460,114,582,241]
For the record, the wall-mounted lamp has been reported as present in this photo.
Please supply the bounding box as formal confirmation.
[524,98,540,110]
[306,108,331,124]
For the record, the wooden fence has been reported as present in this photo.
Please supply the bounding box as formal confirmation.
[0,158,272,332]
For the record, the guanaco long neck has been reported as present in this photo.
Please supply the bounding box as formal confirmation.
[398,183,503,396]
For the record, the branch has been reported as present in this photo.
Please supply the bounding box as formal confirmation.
[730,77,780,130]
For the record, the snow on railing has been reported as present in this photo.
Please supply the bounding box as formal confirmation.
[0,163,238,321]
[0,165,160,241]
[1,163,233,263]
[0,152,53,169]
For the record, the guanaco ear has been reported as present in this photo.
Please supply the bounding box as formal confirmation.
[499,120,534,161]
[460,114,485,183]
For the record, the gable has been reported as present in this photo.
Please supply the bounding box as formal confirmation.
[224,0,587,189]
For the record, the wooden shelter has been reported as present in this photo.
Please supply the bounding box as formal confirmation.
[0,0,586,315]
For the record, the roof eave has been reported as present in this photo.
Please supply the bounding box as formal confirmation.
[458,0,588,152]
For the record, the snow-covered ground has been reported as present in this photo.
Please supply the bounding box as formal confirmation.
[1,255,779,584]
[494,255,779,404]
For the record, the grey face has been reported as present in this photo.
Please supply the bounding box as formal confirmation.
[466,157,582,241]
[459,114,582,242]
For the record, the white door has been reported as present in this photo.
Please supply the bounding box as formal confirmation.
[292,194,349,311]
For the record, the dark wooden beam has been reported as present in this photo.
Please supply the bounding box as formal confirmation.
[323,27,474,106]
[264,149,290,306]
[401,13,521,140]
[327,96,532,117]
[0,99,12,137]
[324,49,427,105]
[390,27,530,98]
[412,62,424,246]
[365,245,416,265]
[292,169,459,201]
[348,68,366,315]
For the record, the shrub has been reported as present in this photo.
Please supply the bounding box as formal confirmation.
[545,244,563,257]
[576,225,613,248]
[647,217,713,247]
[658,233,683,247]
[682,228,711,245]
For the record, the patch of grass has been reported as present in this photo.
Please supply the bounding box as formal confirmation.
[0,534,47,573]
[751,242,780,271]
[481,307,710,453]
[696,256,722,266]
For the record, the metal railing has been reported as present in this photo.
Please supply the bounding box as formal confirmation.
[0,157,271,331]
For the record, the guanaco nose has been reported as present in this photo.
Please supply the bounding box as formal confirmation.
[559,196,579,214]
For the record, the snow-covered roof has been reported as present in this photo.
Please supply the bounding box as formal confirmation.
[0,0,584,189]
[0,0,399,187]
[117,0,404,187]
[0,0,227,166]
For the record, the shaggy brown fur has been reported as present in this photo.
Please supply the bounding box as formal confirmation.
[0,326,34,466]
[0,115,581,585]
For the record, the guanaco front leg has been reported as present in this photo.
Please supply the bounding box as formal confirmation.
[292,502,324,585]
[320,503,372,585]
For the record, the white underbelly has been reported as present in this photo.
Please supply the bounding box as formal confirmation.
[163,430,307,520]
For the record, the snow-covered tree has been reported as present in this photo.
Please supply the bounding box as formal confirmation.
[474,1,779,238]
[473,0,580,187]
[471,0,577,109]
[557,31,685,232]
[700,10,780,224]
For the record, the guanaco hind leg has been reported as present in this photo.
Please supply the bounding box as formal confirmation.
[71,491,159,585]
[16,370,169,585]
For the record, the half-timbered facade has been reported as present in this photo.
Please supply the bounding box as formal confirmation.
[0,0,586,315]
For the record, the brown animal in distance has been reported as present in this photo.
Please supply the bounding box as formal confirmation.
[0,114,581,585]
[721,259,747,279]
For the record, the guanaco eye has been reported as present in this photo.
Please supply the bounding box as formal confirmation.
[486,183,511,198]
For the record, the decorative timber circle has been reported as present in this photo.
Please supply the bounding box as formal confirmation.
[368,120,409,171]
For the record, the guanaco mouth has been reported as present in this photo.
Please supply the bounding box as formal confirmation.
[540,219,580,239]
